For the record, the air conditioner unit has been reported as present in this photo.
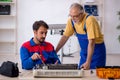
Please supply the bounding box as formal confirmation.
[33,64,84,78]
[33,69,84,78]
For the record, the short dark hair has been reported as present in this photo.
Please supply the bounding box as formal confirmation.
[33,20,49,31]
[70,3,83,11]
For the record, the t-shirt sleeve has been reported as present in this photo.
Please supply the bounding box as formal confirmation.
[63,18,74,37]
[86,16,102,39]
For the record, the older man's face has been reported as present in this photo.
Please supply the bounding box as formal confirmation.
[69,7,84,23]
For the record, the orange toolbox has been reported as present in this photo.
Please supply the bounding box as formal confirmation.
[96,66,120,79]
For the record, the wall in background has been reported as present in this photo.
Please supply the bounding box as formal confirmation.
[104,0,120,54]
[17,0,120,54]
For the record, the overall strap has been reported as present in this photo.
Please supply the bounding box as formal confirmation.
[71,20,77,33]
[84,15,90,33]
[71,14,90,33]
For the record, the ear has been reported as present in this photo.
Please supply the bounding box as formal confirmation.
[33,30,37,34]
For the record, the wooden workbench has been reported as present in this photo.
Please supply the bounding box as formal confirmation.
[0,69,118,80]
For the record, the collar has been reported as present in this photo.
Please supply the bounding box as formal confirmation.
[30,38,46,46]
[77,13,87,24]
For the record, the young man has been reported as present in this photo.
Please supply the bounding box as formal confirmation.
[20,20,61,70]
[56,3,106,69]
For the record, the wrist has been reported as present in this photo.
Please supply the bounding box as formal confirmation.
[86,59,91,64]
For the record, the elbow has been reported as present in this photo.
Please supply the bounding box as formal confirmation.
[21,59,34,70]
[22,62,33,70]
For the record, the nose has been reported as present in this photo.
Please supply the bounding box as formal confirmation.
[71,17,75,20]
[43,33,46,37]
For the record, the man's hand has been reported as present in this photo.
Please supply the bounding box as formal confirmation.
[54,60,58,64]
[31,53,41,60]
[81,39,95,70]
[80,61,90,70]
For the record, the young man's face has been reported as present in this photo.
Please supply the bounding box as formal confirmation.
[34,26,48,43]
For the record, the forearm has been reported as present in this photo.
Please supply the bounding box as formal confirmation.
[56,35,69,53]
[20,47,35,70]
[21,57,35,70]
[86,39,95,63]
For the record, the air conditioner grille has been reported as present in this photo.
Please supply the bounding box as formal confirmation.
[33,70,83,78]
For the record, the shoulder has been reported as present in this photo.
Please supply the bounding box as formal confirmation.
[21,41,31,48]
[64,17,74,36]
[45,41,53,47]
[45,41,53,46]
[86,15,97,22]
[44,41,54,51]
[66,17,72,24]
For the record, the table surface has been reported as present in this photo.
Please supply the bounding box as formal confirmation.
[0,69,118,80]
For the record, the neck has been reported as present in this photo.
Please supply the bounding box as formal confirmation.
[81,13,85,21]
[33,37,40,45]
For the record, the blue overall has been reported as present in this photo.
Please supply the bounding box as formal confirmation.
[71,15,106,69]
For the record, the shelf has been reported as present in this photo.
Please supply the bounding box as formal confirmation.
[83,2,102,6]
[0,0,17,55]
[0,42,16,54]
[0,40,16,44]
[0,27,15,30]
[0,51,16,54]
[0,15,16,17]
[0,1,15,4]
